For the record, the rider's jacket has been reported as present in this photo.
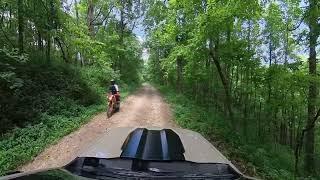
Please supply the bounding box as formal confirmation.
[109,84,119,95]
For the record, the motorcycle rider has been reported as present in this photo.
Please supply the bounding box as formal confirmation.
[108,79,120,111]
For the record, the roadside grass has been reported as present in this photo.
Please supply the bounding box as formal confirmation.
[0,61,139,175]
[0,105,104,175]
[155,84,299,179]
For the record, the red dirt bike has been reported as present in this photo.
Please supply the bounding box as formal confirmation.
[107,93,120,118]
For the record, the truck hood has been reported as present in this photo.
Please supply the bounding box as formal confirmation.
[1,127,251,180]
[79,127,241,174]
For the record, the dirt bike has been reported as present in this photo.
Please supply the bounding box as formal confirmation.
[107,93,120,118]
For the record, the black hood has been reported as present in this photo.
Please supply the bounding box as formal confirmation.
[120,128,185,161]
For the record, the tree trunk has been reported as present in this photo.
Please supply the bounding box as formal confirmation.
[258,100,262,139]
[176,56,183,92]
[284,17,289,66]
[209,38,234,121]
[267,36,272,103]
[74,0,79,25]
[9,5,12,29]
[45,0,55,62]
[37,30,43,51]
[55,37,68,63]
[74,0,82,65]
[290,102,295,148]
[304,0,319,174]
[87,0,95,36]
[46,35,51,62]
[118,1,126,73]
[17,0,24,54]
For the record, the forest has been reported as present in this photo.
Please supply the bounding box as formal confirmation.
[0,0,143,175]
[144,0,319,178]
[0,0,319,179]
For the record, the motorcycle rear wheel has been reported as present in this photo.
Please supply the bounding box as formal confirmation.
[115,102,120,112]
[107,105,113,118]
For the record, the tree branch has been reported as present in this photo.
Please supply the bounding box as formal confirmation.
[93,5,114,26]
[54,37,68,63]
[90,7,103,24]
[130,21,137,32]
[289,12,307,31]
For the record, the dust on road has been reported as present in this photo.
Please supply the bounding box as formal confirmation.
[19,83,175,172]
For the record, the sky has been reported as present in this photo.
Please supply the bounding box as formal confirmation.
[132,19,149,62]
[64,0,317,63]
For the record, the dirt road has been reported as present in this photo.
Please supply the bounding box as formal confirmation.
[20,84,176,172]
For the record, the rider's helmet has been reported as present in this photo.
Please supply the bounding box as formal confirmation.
[110,79,115,85]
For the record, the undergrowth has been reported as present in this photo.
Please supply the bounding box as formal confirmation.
[0,58,139,175]
[155,85,300,179]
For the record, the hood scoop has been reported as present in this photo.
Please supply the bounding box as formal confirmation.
[120,128,185,161]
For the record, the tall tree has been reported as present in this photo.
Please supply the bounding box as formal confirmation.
[17,0,24,54]
[304,0,319,173]
[144,0,320,177]
[87,0,94,36]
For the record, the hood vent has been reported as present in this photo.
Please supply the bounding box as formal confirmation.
[120,128,185,161]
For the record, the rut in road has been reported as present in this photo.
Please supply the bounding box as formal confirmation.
[19,84,176,172]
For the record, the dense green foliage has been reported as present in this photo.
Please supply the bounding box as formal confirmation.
[1,52,99,132]
[157,85,298,179]
[0,0,143,175]
[0,59,139,174]
[144,0,320,178]
[1,0,319,178]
